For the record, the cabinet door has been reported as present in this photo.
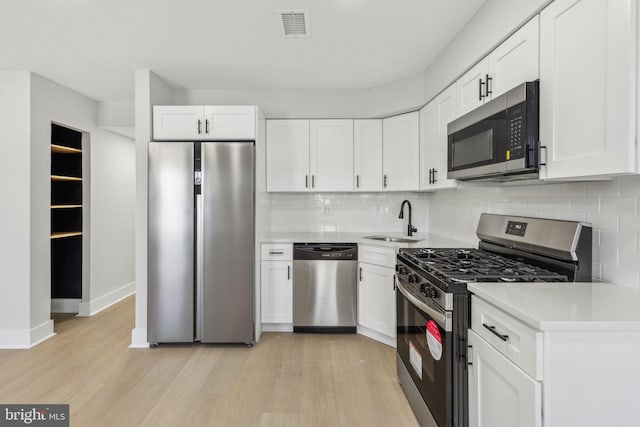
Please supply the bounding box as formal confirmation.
[357,262,396,339]
[456,59,489,118]
[539,0,636,179]
[434,85,458,189]
[488,16,540,99]
[468,330,542,427]
[153,106,204,141]
[309,119,354,191]
[419,101,438,190]
[354,119,383,191]
[266,120,310,192]
[203,106,255,140]
[382,112,420,191]
[261,261,292,323]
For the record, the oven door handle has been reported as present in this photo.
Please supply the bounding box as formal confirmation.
[397,281,452,331]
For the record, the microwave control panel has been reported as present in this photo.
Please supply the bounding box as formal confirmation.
[506,104,526,161]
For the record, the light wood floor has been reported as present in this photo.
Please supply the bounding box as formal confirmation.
[0,296,418,426]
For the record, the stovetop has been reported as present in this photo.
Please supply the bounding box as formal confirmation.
[398,247,569,285]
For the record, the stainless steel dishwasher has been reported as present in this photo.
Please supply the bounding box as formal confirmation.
[293,243,358,333]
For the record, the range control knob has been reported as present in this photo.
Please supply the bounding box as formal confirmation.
[423,285,438,299]
[409,274,420,283]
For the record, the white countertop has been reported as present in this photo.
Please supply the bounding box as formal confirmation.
[468,282,640,331]
[260,231,472,249]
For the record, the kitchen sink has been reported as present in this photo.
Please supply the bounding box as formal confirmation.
[363,235,424,243]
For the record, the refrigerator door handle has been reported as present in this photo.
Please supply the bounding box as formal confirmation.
[195,193,204,342]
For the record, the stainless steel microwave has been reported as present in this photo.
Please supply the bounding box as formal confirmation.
[447,81,539,181]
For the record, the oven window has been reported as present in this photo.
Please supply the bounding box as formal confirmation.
[451,128,493,168]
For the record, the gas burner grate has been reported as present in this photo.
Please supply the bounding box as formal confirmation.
[399,247,569,285]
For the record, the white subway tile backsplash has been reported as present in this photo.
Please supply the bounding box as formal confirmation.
[570,197,600,213]
[600,197,637,214]
[585,212,619,232]
[427,175,640,288]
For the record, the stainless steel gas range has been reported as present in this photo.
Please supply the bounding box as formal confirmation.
[395,213,592,427]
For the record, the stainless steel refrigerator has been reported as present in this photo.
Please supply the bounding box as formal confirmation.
[147,141,254,345]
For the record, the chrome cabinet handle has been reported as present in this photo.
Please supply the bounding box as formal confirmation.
[356,175,360,188]
[383,174,388,188]
[432,169,437,184]
[485,74,492,97]
[197,119,202,134]
[482,323,509,342]
[479,79,485,101]
[268,251,284,255]
[305,175,309,188]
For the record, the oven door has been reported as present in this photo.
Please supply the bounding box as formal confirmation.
[396,280,453,427]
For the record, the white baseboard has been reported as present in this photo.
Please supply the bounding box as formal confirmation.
[51,298,80,313]
[357,325,396,348]
[30,320,55,347]
[78,281,135,317]
[262,323,294,332]
[129,327,149,348]
[0,320,56,349]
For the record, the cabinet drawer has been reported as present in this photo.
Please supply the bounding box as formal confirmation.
[471,295,542,380]
[358,244,396,268]
[261,243,292,261]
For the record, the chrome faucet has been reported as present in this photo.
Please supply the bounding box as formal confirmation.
[399,200,418,237]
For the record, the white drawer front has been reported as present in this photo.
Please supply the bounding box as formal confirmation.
[261,243,292,261]
[471,296,542,380]
[358,244,396,268]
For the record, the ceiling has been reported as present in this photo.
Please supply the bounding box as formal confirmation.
[0,0,486,103]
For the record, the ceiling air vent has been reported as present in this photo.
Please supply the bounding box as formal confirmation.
[279,9,310,37]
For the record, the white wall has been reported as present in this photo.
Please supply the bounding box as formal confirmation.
[427,176,640,288]
[29,74,136,326]
[131,70,173,348]
[270,192,429,234]
[422,0,550,103]
[87,130,135,312]
[0,71,32,348]
[174,88,368,118]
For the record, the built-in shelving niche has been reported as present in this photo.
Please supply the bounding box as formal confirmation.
[51,123,83,307]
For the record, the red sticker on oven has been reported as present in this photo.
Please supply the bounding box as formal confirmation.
[426,320,443,361]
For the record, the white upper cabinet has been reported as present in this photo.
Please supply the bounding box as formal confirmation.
[456,16,540,118]
[266,119,354,192]
[382,112,420,191]
[456,60,489,118]
[420,85,458,190]
[310,119,354,192]
[266,120,310,192]
[539,0,637,179]
[203,106,256,140]
[153,106,204,141]
[488,16,540,100]
[153,106,255,141]
[353,119,383,192]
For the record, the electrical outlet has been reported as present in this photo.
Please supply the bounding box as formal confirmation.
[321,205,333,216]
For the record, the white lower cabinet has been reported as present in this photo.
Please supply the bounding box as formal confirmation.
[469,293,640,427]
[357,245,396,346]
[468,330,542,427]
[260,244,293,329]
